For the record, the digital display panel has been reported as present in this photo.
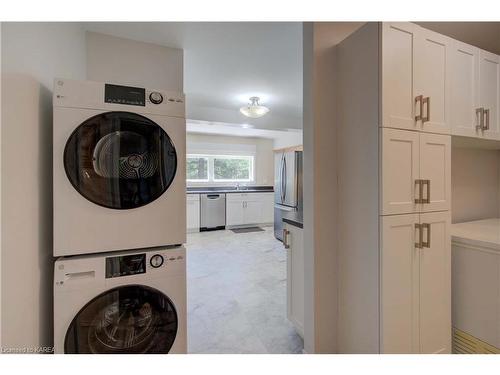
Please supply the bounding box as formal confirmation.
[104,84,146,106]
[106,253,146,278]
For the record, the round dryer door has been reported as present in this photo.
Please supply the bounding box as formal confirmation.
[64,285,178,354]
[64,111,177,209]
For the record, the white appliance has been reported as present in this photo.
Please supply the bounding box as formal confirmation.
[54,246,187,354]
[53,79,186,256]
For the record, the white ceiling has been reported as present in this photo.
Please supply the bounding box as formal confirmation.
[83,22,303,131]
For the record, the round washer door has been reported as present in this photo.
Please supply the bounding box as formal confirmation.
[64,111,177,209]
[64,285,178,354]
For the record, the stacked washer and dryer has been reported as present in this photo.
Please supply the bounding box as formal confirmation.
[52,79,187,354]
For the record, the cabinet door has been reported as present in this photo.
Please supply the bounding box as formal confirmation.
[285,223,304,337]
[381,128,420,215]
[382,22,418,131]
[414,27,451,134]
[259,193,274,223]
[226,201,244,226]
[419,133,451,212]
[186,198,200,231]
[418,211,451,354]
[450,40,480,138]
[380,214,420,353]
[243,200,263,225]
[479,50,500,140]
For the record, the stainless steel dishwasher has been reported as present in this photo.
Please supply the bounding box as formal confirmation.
[200,193,226,231]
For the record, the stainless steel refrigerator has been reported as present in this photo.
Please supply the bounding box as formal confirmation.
[274,150,303,241]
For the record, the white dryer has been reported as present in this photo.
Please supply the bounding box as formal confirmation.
[54,246,187,354]
[53,79,186,256]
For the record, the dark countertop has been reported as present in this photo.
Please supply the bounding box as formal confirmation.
[282,211,304,229]
[187,186,274,194]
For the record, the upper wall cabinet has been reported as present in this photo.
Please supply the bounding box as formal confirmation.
[382,23,451,135]
[450,40,480,138]
[479,50,500,139]
[450,40,500,141]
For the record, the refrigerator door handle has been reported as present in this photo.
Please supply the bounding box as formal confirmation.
[280,154,286,203]
[282,155,287,203]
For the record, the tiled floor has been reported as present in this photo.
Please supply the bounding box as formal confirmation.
[186,227,304,354]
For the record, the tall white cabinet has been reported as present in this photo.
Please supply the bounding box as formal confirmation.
[336,22,451,353]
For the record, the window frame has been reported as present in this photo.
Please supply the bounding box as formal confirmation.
[186,153,255,184]
[186,155,210,183]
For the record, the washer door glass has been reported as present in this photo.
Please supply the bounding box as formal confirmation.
[64,111,177,209]
[65,285,178,354]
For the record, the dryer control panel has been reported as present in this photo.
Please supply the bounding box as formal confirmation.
[104,84,146,106]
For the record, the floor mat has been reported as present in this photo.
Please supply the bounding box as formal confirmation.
[230,227,265,234]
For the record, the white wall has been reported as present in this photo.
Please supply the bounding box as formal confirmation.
[186,133,274,186]
[451,147,500,223]
[302,23,339,354]
[86,31,183,91]
[273,130,303,150]
[1,22,87,350]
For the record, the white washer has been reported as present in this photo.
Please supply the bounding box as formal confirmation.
[54,246,187,354]
[53,78,186,256]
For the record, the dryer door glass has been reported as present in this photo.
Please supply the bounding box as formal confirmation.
[64,285,178,354]
[64,111,177,209]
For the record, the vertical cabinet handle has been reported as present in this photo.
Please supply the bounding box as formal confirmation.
[283,229,290,249]
[422,97,430,123]
[422,223,431,248]
[415,179,423,204]
[415,95,423,121]
[415,179,431,204]
[422,179,430,204]
[484,109,490,130]
[415,223,423,249]
[476,107,485,130]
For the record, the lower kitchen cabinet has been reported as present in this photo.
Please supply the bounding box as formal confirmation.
[226,192,273,227]
[283,222,304,338]
[186,194,200,232]
[381,211,451,353]
[226,200,245,226]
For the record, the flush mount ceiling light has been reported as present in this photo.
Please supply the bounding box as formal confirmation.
[239,96,270,118]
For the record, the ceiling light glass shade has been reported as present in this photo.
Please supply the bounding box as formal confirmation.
[239,96,270,118]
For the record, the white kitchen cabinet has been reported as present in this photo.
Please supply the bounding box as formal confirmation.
[382,23,451,134]
[381,128,420,215]
[283,222,304,338]
[479,50,500,139]
[419,132,451,213]
[382,22,418,131]
[226,200,245,226]
[418,211,451,354]
[381,213,420,353]
[450,40,480,138]
[381,211,451,354]
[336,22,451,353]
[381,128,450,215]
[244,199,263,225]
[414,27,451,135]
[226,192,274,227]
[450,40,500,142]
[186,194,200,232]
